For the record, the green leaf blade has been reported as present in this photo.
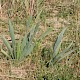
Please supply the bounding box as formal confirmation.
[1,36,13,58]
[58,49,76,62]
[8,19,15,47]
[1,48,10,58]
[16,38,22,60]
[21,33,28,53]
[8,19,16,58]
[38,27,52,40]
[53,42,73,62]
[53,28,67,57]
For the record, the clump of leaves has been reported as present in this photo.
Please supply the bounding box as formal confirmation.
[41,28,76,66]
[0,17,52,64]
[51,28,76,64]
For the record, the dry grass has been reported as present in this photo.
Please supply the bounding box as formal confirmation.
[0,0,80,80]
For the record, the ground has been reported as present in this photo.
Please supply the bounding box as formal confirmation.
[0,0,80,80]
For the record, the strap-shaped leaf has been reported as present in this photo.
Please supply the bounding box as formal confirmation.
[38,27,52,40]
[20,43,34,61]
[27,23,39,42]
[16,38,22,60]
[28,23,39,42]
[53,42,73,62]
[57,42,73,59]
[1,48,10,58]
[8,19,16,58]
[53,28,67,58]
[24,44,34,56]
[53,42,61,58]
[34,22,39,35]
[21,33,28,53]
[27,26,35,42]
[1,36,13,58]
[58,49,76,62]
[8,19,15,47]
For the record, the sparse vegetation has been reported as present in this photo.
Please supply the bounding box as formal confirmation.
[1,17,52,65]
[0,0,80,80]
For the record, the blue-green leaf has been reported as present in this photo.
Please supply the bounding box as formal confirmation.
[16,38,22,60]
[58,49,76,62]
[53,28,67,58]
[1,36,13,58]
[8,19,16,58]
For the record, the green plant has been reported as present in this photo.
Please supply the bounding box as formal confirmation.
[44,28,76,66]
[0,17,52,64]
